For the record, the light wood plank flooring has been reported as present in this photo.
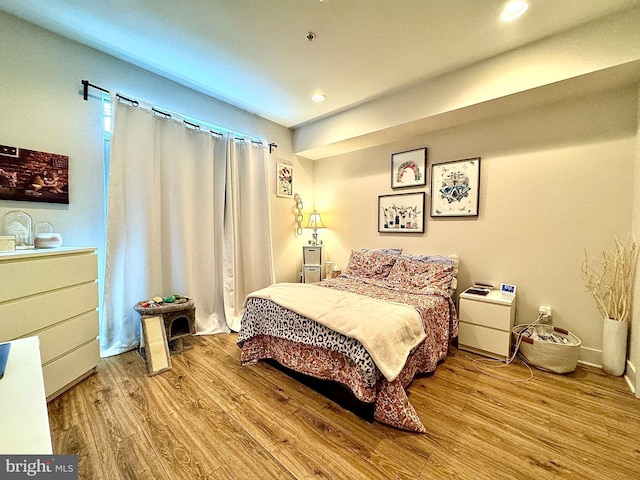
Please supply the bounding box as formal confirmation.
[48,333,640,479]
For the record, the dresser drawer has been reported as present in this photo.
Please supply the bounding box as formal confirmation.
[459,322,511,358]
[0,251,98,302]
[459,296,514,330]
[302,265,322,283]
[0,281,98,342]
[38,310,99,365]
[43,338,99,399]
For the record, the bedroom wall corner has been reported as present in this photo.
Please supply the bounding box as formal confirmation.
[631,82,640,397]
[312,87,637,365]
[270,153,317,283]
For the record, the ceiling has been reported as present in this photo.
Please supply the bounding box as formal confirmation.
[1,0,639,128]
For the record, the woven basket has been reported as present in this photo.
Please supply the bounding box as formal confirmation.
[512,325,581,374]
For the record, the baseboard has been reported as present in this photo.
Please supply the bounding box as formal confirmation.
[579,346,636,395]
[578,346,601,368]
[624,359,636,395]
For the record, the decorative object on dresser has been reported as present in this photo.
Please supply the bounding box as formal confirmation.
[2,210,33,248]
[458,286,516,360]
[0,247,99,400]
[302,244,324,283]
[0,235,16,252]
[378,192,425,233]
[33,220,63,248]
[581,237,638,376]
[390,147,427,189]
[430,157,481,217]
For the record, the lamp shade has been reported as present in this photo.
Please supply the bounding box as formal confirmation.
[305,210,325,229]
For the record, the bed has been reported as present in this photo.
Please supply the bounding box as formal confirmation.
[237,248,459,433]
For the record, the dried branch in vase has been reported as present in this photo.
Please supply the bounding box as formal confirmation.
[581,237,638,322]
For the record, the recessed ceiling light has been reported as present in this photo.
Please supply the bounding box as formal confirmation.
[500,0,529,22]
[311,93,326,103]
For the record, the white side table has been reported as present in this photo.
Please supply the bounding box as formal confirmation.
[0,336,53,454]
[458,288,516,360]
[302,244,324,283]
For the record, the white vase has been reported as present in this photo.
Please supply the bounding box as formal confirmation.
[601,317,628,376]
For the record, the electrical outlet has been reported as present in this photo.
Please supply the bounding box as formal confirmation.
[539,305,552,323]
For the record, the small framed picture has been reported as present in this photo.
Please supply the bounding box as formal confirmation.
[431,157,481,217]
[391,147,427,189]
[378,192,425,233]
[276,162,293,198]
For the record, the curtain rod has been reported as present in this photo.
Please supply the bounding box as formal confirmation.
[81,79,278,153]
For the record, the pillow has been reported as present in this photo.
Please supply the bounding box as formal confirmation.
[401,253,459,276]
[387,255,455,290]
[345,249,399,279]
[360,248,403,255]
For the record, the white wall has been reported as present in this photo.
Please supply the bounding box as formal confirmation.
[632,85,640,394]
[313,87,638,365]
[0,12,308,287]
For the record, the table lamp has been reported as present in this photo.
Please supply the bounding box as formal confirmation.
[305,210,325,244]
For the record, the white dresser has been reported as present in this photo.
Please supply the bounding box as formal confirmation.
[0,247,99,400]
[458,288,516,360]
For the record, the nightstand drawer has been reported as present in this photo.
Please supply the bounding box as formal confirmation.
[459,297,513,330]
[302,265,322,283]
[303,246,323,265]
[459,322,511,358]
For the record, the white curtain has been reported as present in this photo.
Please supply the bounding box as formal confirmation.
[224,139,276,331]
[101,96,273,356]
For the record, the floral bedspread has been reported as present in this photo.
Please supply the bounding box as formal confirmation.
[237,274,458,432]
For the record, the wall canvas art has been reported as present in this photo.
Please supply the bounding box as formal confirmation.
[378,192,425,233]
[431,157,480,217]
[0,144,69,204]
[391,147,426,189]
[276,162,293,198]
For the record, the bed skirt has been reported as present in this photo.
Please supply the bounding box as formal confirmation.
[239,333,446,433]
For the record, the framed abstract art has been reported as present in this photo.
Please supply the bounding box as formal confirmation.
[378,192,425,233]
[430,157,480,217]
[391,147,426,189]
[276,162,293,198]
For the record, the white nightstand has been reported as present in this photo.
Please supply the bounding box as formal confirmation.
[458,288,516,360]
[302,244,324,283]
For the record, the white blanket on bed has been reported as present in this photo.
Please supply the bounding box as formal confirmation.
[245,283,425,382]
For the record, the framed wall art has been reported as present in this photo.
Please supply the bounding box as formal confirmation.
[378,192,425,233]
[276,162,293,198]
[430,157,480,217]
[0,145,69,204]
[391,147,426,189]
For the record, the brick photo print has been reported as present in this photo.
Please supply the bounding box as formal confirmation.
[0,145,69,204]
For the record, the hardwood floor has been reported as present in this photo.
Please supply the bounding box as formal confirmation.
[48,333,640,479]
